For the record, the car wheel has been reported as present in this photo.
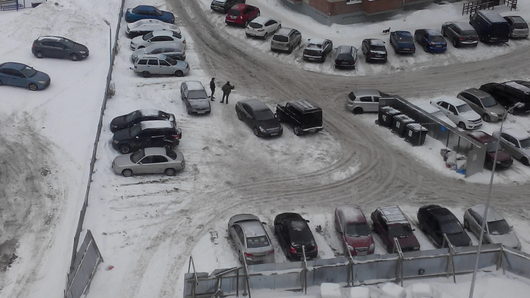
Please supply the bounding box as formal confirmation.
[464,219,469,230]
[253,127,260,136]
[70,54,79,61]
[452,39,457,48]
[353,107,363,114]
[457,122,466,130]
[165,168,177,176]
[142,71,150,78]
[237,111,243,121]
[35,51,43,58]
[245,33,251,38]
[122,169,133,177]
[482,114,491,122]
[294,126,303,136]
[119,145,131,154]
[522,157,530,166]
[28,83,38,91]
[175,70,184,77]
[263,32,268,40]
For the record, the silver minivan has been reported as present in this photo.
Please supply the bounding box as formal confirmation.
[271,28,301,53]
[346,89,384,114]
[133,54,189,77]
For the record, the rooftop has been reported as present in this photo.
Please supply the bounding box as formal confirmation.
[378,206,409,224]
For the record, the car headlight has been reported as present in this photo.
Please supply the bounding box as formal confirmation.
[259,127,266,133]
[369,243,375,250]
[37,80,47,84]
[113,140,119,144]
[79,51,87,54]
[490,112,498,117]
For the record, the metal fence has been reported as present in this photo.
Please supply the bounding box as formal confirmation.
[0,0,23,10]
[380,97,486,177]
[183,245,530,297]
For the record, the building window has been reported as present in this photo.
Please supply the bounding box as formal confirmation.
[346,0,362,4]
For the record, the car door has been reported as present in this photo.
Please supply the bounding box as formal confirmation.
[150,155,169,173]
[358,95,375,112]
[361,40,368,55]
[0,69,18,86]
[147,58,159,74]
[500,133,522,159]
[241,104,254,126]
[136,155,155,174]
[446,104,459,123]
[6,69,27,87]
[158,59,172,75]
[468,209,483,239]
[48,41,66,58]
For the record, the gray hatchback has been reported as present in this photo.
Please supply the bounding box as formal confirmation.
[228,214,275,264]
[112,147,185,177]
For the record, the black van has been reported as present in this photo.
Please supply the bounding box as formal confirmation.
[469,11,510,44]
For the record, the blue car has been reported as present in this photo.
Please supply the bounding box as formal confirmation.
[0,62,50,91]
[125,5,175,24]
[389,31,415,54]
[414,29,447,53]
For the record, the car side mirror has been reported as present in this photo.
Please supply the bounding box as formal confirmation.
[262,222,267,225]
[306,220,310,223]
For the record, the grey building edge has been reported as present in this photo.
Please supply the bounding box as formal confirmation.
[280,0,437,25]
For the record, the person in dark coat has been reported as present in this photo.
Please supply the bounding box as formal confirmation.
[221,81,234,104]
[209,78,216,101]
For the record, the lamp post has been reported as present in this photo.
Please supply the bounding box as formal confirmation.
[103,19,111,67]
[468,102,524,298]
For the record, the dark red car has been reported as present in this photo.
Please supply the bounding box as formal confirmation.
[225,4,260,27]
[371,206,420,253]
[334,206,374,256]
[468,131,513,170]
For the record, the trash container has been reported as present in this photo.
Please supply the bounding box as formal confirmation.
[405,123,428,146]
[378,107,401,128]
[392,115,415,137]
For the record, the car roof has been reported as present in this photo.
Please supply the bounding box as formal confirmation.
[239,220,267,237]
[352,89,381,97]
[37,36,67,42]
[134,5,156,10]
[138,109,163,117]
[504,81,530,94]
[336,206,367,223]
[136,53,174,60]
[250,16,271,25]
[425,29,442,36]
[437,97,466,106]
[337,45,355,54]
[149,30,176,37]
[241,99,270,111]
[276,27,295,36]
[0,62,28,70]
[393,30,412,35]
[504,15,526,23]
[377,206,408,224]
[183,80,205,91]
[447,22,475,31]
[415,102,440,114]
[287,100,321,113]
[144,41,184,50]
[367,39,385,46]
[140,120,173,130]
[421,204,453,217]
[469,204,504,222]
[231,3,248,10]
[501,128,530,140]
[308,38,327,45]
[461,88,490,98]
[479,11,507,23]
[143,147,169,156]
[468,131,495,144]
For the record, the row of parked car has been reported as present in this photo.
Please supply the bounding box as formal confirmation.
[228,204,521,265]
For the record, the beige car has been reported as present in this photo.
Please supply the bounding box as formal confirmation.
[112,147,185,177]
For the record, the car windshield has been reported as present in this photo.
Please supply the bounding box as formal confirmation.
[228,9,240,16]
[126,111,141,122]
[142,32,154,40]
[289,220,312,242]
[440,220,463,234]
[273,35,288,42]
[461,30,476,36]
[165,148,177,160]
[165,56,178,65]
[388,224,412,238]
[20,66,37,77]
[430,35,445,42]
[308,43,322,48]
[188,90,208,100]
[130,149,145,163]
[246,236,270,248]
[345,222,371,237]
[397,33,412,41]
[519,137,530,148]
[337,54,354,61]
[248,22,262,29]
[457,104,472,113]
[488,219,511,235]
[372,45,386,51]
[513,21,528,29]
[254,109,274,121]
[480,95,498,107]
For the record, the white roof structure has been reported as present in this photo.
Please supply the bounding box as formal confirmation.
[138,109,160,117]
[140,120,173,130]
[378,206,409,224]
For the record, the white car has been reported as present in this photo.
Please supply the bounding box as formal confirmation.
[430,98,482,130]
[245,16,281,39]
[126,19,181,38]
[131,41,185,62]
[130,30,186,50]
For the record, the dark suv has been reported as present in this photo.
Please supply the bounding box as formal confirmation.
[479,81,530,114]
[441,22,478,48]
[32,36,89,61]
[389,31,415,54]
[361,39,387,63]
[417,205,471,248]
[275,100,323,136]
[371,206,420,253]
[112,120,182,154]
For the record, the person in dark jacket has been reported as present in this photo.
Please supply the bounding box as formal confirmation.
[221,81,234,104]
[209,78,215,101]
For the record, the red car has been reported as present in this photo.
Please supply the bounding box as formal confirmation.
[225,4,260,27]
[334,206,375,256]
[467,131,513,170]
[371,206,420,253]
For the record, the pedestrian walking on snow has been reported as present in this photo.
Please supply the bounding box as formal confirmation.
[209,78,216,101]
[220,81,234,104]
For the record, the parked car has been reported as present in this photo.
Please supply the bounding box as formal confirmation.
[469,11,510,44]
[333,45,358,69]
[503,16,529,39]
[457,88,506,122]
[130,30,185,50]
[112,147,184,177]
[430,98,482,130]
[112,120,182,154]
[467,131,513,170]
[225,4,260,27]
[271,28,302,54]
[346,89,385,114]
[110,109,176,133]
[131,41,186,62]
[228,214,275,264]
[274,213,318,260]
[464,204,521,249]
[361,39,387,63]
[0,62,50,91]
[414,102,454,126]
[479,81,530,114]
[245,16,280,39]
[236,99,282,137]
[211,0,245,13]
[334,206,375,256]
[32,36,89,61]
[125,19,181,38]
[180,81,212,115]
[389,30,415,54]
[132,54,189,77]
[417,205,471,248]
[492,128,530,166]
[275,100,323,135]
[371,206,420,252]
[125,5,175,24]
[303,38,333,63]
[441,22,478,48]
[414,29,447,53]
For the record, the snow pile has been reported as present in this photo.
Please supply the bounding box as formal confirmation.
[321,282,341,298]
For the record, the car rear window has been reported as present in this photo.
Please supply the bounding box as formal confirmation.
[246,236,270,248]
[166,148,177,159]
[337,54,354,61]
[513,21,528,29]
[461,30,477,36]
[228,9,240,16]
[273,35,288,42]
[430,35,445,42]
[254,109,274,121]
[345,222,370,237]
[248,22,262,29]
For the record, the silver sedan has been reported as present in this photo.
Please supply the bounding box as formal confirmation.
[228,214,275,264]
[112,147,185,177]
